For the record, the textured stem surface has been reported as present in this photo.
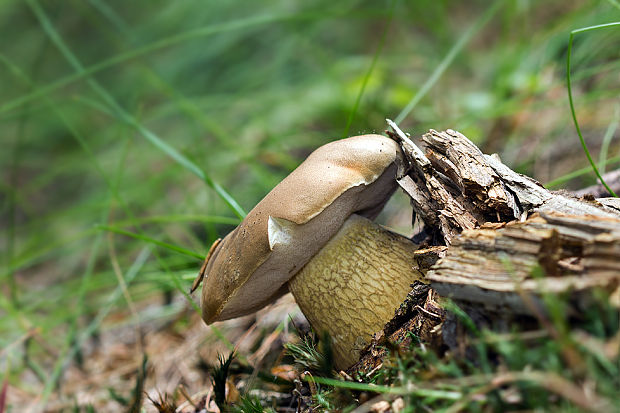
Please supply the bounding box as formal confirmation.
[288,214,424,369]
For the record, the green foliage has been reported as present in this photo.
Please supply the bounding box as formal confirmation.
[311,293,619,412]
[230,395,276,413]
[566,22,620,196]
[212,351,235,410]
[285,331,334,377]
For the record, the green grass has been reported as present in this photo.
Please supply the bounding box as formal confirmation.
[300,294,619,412]
[0,0,619,411]
[566,21,620,196]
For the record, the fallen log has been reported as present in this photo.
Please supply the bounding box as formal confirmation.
[429,212,620,313]
[349,123,620,375]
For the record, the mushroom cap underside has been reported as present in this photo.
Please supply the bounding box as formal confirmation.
[201,134,403,323]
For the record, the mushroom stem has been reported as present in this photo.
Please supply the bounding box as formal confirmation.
[288,214,424,369]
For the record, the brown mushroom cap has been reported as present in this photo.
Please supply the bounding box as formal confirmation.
[201,134,403,323]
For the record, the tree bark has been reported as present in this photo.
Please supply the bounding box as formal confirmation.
[348,124,620,376]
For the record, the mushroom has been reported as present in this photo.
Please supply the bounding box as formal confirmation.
[196,134,424,369]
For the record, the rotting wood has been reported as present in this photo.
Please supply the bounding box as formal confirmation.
[387,123,620,244]
[427,212,620,316]
[350,124,620,374]
[347,282,444,376]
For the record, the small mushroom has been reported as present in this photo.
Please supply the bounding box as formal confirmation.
[197,134,424,369]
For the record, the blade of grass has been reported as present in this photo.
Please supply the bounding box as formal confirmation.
[96,225,204,260]
[545,155,620,188]
[127,119,246,219]
[394,0,504,124]
[566,22,620,197]
[304,375,462,399]
[342,0,396,138]
[111,214,240,227]
[87,0,131,35]
[598,104,620,174]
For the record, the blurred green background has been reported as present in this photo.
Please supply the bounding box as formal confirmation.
[0,0,619,407]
